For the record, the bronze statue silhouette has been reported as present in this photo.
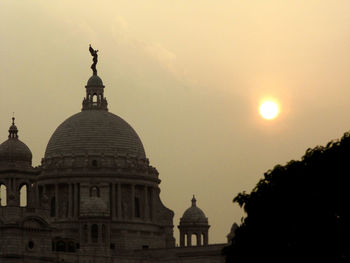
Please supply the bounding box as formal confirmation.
[89,44,99,75]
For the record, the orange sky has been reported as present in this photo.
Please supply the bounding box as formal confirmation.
[1,0,350,243]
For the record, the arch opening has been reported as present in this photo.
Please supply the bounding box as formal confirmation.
[90,186,100,197]
[92,94,98,104]
[0,184,7,206]
[91,224,98,243]
[191,234,197,246]
[135,197,141,218]
[20,184,27,207]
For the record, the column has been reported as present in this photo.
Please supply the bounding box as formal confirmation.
[106,224,111,245]
[79,224,83,244]
[88,223,91,243]
[150,187,155,221]
[131,184,135,219]
[196,233,201,246]
[68,184,72,218]
[111,184,116,219]
[98,224,102,244]
[55,184,59,218]
[74,183,79,217]
[180,231,185,247]
[36,184,40,207]
[204,233,208,246]
[117,183,122,219]
[187,233,192,247]
[144,186,149,220]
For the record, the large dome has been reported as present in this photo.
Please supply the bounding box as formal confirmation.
[45,110,146,159]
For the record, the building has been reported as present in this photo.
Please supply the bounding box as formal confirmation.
[0,55,226,263]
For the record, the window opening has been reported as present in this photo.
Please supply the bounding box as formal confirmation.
[0,184,7,206]
[50,196,56,217]
[20,185,27,207]
[135,197,141,218]
[91,224,98,243]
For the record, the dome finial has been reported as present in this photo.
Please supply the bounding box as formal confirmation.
[191,195,197,207]
[8,115,18,139]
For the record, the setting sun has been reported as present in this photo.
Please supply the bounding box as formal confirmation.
[259,100,279,120]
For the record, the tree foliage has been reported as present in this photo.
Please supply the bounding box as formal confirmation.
[223,132,350,262]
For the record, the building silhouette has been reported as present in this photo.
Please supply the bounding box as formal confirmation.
[0,65,227,262]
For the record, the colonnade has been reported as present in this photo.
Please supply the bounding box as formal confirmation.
[180,232,208,247]
[36,182,156,221]
[80,223,110,244]
[110,183,155,221]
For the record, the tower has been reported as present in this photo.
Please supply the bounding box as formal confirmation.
[178,196,210,247]
[0,118,52,262]
[0,118,37,207]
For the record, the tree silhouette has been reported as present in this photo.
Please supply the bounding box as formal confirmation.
[223,132,350,262]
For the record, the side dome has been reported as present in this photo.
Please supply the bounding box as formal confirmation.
[0,118,32,168]
[180,196,208,225]
[44,110,146,159]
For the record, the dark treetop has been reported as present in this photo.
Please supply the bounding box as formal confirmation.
[223,132,350,262]
[89,44,99,75]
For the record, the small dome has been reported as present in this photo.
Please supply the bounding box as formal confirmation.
[0,139,32,163]
[87,75,103,86]
[0,118,32,167]
[180,196,208,225]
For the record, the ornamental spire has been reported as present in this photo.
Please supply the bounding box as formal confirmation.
[191,195,197,207]
[8,116,18,139]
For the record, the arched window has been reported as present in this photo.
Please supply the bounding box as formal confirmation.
[191,234,197,246]
[56,240,66,252]
[68,241,75,252]
[83,224,88,243]
[50,196,56,217]
[135,197,141,218]
[90,186,100,197]
[102,224,106,243]
[19,184,27,207]
[92,159,98,167]
[92,94,97,103]
[91,224,98,243]
[0,184,7,206]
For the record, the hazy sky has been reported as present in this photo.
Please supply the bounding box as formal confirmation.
[1,0,350,244]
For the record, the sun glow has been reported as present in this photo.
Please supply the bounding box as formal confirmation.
[259,100,279,120]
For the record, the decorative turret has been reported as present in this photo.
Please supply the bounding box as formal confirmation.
[0,117,38,208]
[178,195,210,247]
[82,45,108,111]
[82,75,108,111]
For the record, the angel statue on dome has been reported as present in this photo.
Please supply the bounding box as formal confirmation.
[89,44,99,75]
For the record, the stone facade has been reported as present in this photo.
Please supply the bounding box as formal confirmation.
[0,72,226,263]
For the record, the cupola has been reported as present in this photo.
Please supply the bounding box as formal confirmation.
[178,196,210,247]
[0,117,32,168]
